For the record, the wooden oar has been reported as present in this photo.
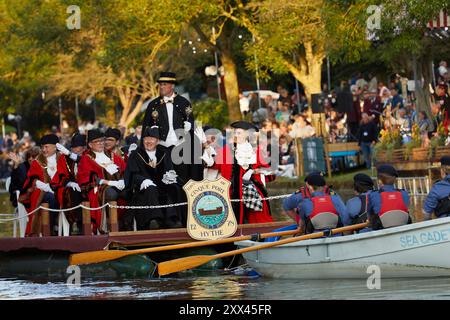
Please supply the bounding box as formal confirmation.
[69,227,300,266]
[157,222,369,276]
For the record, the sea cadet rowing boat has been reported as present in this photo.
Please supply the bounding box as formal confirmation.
[235,217,450,279]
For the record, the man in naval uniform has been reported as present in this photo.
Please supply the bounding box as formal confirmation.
[141,72,203,184]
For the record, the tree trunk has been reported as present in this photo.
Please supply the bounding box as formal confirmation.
[416,52,433,116]
[220,48,242,122]
[289,59,324,136]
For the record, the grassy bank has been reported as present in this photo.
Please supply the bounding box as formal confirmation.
[268,167,372,191]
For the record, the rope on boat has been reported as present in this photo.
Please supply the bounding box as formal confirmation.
[0,193,293,223]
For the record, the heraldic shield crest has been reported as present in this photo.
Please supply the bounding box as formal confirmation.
[183,177,237,240]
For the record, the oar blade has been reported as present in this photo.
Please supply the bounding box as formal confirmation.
[69,250,130,266]
[158,255,213,276]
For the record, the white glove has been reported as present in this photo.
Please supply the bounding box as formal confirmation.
[107,179,125,190]
[128,143,138,157]
[104,163,119,175]
[66,181,81,192]
[162,170,178,184]
[201,149,215,167]
[140,179,156,190]
[194,126,207,144]
[184,121,192,133]
[115,179,125,190]
[56,143,70,156]
[69,153,79,161]
[242,169,254,182]
[35,180,54,193]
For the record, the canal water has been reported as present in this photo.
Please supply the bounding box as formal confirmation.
[1,189,449,300]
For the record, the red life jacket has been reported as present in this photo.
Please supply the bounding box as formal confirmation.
[378,190,409,228]
[300,186,340,232]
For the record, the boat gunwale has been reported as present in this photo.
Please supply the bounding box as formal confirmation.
[235,217,450,248]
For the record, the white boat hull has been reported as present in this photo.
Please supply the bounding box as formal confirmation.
[235,218,450,279]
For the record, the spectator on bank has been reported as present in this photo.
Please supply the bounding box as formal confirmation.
[264,95,277,116]
[252,104,269,129]
[289,115,316,140]
[357,113,378,169]
[396,107,412,144]
[275,102,292,124]
[239,93,250,116]
[277,88,291,110]
[276,135,296,178]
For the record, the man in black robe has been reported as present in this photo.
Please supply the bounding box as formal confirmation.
[124,126,185,230]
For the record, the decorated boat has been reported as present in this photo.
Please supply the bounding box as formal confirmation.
[235,218,450,279]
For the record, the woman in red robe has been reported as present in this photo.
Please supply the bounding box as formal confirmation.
[77,129,126,233]
[205,121,274,224]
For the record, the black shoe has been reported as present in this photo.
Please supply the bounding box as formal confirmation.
[149,219,162,230]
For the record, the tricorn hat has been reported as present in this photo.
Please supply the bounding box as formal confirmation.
[87,129,105,144]
[142,126,160,139]
[39,134,59,146]
[70,133,86,148]
[230,121,259,132]
[157,72,177,84]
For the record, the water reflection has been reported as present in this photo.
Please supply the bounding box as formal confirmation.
[3,275,450,300]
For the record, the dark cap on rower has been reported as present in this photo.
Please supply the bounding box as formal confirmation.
[441,156,450,166]
[353,173,374,187]
[230,121,259,132]
[377,164,398,177]
[304,172,326,187]
[39,134,59,146]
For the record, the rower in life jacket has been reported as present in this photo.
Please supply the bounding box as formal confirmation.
[368,164,411,230]
[423,156,450,220]
[298,172,350,234]
[346,173,374,233]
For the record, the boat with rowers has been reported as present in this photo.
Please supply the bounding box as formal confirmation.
[235,217,450,279]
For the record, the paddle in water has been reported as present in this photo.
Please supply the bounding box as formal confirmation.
[157,222,369,276]
[69,226,299,266]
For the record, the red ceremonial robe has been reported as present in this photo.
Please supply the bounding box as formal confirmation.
[211,144,273,224]
[77,150,126,232]
[50,155,77,207]
[50,154,82,225]
[19,153,61,236]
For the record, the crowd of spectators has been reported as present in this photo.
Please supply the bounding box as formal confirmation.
[238,59,450,176]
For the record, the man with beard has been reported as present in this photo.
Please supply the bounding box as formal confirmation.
[50,133,86,235]
[124,126,184,229]
[20,134,61,236]
[77,129,127,234]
